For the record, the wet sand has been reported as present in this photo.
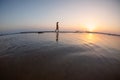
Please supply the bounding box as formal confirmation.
[0,33,120,80]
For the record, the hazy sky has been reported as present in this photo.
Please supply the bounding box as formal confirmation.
[0,0,120,34]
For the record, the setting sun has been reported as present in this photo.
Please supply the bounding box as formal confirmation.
[85,24,96,32]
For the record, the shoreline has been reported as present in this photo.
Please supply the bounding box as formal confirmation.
[0,31,120,37]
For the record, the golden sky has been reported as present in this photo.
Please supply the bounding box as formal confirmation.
[0,0,120,34]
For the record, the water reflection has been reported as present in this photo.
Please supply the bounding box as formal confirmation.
[85,33,96,43]
[56,32,59,42]
[0,33,120,80]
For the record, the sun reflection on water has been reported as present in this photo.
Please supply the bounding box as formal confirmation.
[84,33,97,43]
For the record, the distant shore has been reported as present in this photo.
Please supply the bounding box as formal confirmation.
[0,31,120,37]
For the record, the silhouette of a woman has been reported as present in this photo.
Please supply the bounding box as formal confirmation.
[55,22,59,32]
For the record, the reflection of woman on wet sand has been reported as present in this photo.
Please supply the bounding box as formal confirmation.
[56,32,59,42]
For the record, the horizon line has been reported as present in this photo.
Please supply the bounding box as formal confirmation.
[0,30,120,37]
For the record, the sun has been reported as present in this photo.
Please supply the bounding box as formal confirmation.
[85,24,95,32]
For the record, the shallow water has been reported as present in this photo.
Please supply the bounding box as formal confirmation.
[0,33,120,80]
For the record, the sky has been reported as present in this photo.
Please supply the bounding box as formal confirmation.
[0,0,120,34]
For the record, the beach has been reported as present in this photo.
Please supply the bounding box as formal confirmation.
[0,33,120,80]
